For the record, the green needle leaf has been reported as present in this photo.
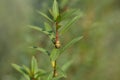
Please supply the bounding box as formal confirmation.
[47,72,53,80]
[61,9,78,20]
[28,25,50,35]
[30,46,50,56]
[12,64,26,74]
[50,48,59,61]
[49,9,54,18]
[12,64,30,80]
[60,36,83,54]
[57,66,67,78]
[44,22,52,32]
[62,60,73,71]
[59,15,81,35]
[52,0,59,20]
[35,69,48,78]
[22,65,30,75]
[31,56,38,74]
[37,11,53,22]
[28,25,55,43]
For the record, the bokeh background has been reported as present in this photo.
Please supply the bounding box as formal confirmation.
[0,0,120,80]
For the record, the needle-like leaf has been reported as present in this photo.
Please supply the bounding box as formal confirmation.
[52,0,59,20]
[47,71,53,80]
[44,22,52,32]
[59,15,81,35]
[28,25,50,35]
[50,48,59,61]
[30,46,50,56]
[37,11,53,22]
[31,56,38,74]
[28,25,55,43]
[62,60,73,71]
[60,36,83,54]
[12,64,30,80]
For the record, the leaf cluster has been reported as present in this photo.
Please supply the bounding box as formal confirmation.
[12,0,83,80]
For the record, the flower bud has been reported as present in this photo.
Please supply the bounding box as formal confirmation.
[55,40,61,48]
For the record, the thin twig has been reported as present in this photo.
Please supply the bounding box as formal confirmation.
[53,60,57,77]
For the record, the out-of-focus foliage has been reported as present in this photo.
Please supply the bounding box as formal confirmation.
[0,0,120,80]
[0,0,32,80]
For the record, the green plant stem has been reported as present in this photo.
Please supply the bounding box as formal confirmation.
[55,22,59,43]
[52,21,60,78]
[53,60,57,77]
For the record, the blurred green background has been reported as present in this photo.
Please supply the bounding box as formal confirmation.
[0,0,120,80]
